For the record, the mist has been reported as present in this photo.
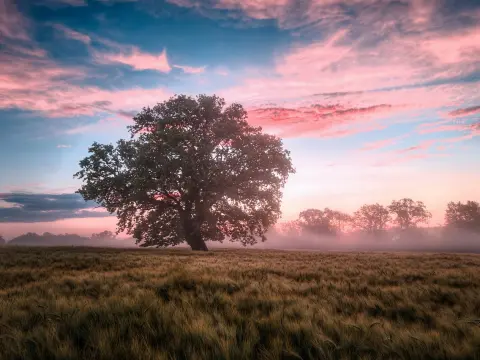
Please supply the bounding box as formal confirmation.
[4,226,480,253]
[239,227,480,253]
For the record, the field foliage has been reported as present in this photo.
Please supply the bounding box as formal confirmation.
[1,247,480,359]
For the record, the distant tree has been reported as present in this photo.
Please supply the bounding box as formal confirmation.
[445,201,480,232]
[8,232,91,246]
[298,208,351,236]
[75,95,295,251]
[0,235,5,246]
[388,198,431,230]
[91,230,117,241]
[329,210,352,234]
[279,220,302,237]
[353,203,390,235]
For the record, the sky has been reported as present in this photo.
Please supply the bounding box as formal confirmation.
[0,0,479,239]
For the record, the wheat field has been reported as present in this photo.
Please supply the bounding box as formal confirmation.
[1,247,479,360]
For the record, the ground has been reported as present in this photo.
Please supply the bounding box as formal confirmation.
[0,247,479,360]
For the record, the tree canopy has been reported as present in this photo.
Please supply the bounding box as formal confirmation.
[445,201,480,232]
[297,208,351,236]
[74,95,295,250]
[353,203,390,235]
[91,230,117,241]
[388,198,431,230]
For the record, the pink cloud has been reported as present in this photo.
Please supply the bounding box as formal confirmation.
[361,135,408,151]
[95,47,171,73]
[444,132,479,143]
[53,27,206,76]
[448,105,480,117]
[51,25,207,79]
[417,118,479,139]
[373,152,450,167]
[173,64,206,74]
[222,25,480,104]
[168,0,367,30]
[61,0,87,5]
[165,0,479,141]
[168,0,477,36]
[214,67,229,76]
[52,23,91,44]
[41,0,87,6]
[0,24,173,119]
[245,103,395,137]
[215,16,479,138]
[421,27,480,65]
[0,0,30,41]
[395,139,436,154]
[419,124,470,134]
[6,43,47,58]
[0,52,172,118]
[372,148,448,167]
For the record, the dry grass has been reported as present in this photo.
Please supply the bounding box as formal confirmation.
[1,247,480,359]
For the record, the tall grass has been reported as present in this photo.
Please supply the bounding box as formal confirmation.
[1,247,480,359]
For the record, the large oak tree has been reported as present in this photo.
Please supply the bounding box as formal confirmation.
[74,95,295,250]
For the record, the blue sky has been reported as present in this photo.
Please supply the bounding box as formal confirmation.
[0,0,479,237]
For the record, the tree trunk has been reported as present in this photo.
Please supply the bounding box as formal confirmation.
[181,199,209,251]
[182,216,208,251]
[187,231,209,251]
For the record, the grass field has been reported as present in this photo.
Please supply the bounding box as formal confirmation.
[1,247,480,360]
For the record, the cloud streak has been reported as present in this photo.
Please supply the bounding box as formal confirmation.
[0,193,112,223]
[52,23,91,44]
[361,135,409,151]
[246,103,395,137]
[95,47,172,73]
[173,64,206,74]
[448,105,480,117]
[0,0,30,41]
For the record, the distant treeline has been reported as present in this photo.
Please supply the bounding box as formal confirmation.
[264,198,480,253]
[0,231,137,248]
[280,198,480,237]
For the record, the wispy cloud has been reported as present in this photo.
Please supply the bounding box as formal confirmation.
[0,193,111,222]
[52,25,205,75]
[361,135,408,151]
[216,17,479,138]
[0,0,30,41]
[52,23,91,44]
[39,0,87,7]
[0,49,172,118]
[56,144,72,148]
[448,105,480,118]
[246,103,395,137]
[223,25,480,102]
[173,64,206,74]
[0,17,173,119]
[163,0,480,141]
[168,0,479,36]
[416,118,479,136]
[214,67,229,76]
[95,47,171,73]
